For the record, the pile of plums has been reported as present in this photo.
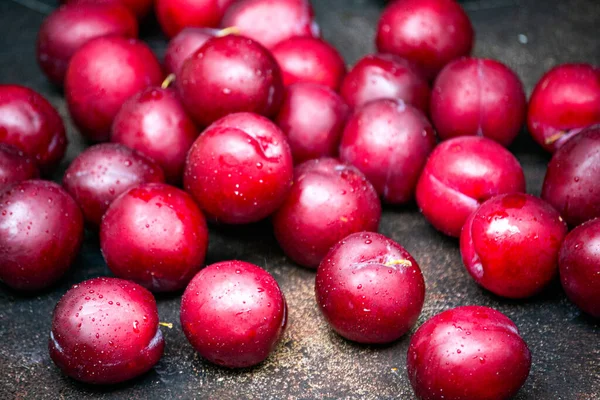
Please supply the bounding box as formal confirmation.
[0,0,598,397]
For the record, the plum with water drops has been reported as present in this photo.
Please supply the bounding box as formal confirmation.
[163,27,218,75]
[156,0,236,38]
[0,144,39,189]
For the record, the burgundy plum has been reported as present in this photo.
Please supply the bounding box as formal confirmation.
[0,144,39,189]
[407,306,531,400]
[528,63,600,152]
[65,36,163,142]
[376,0,474,80]
[416,136,526,237]
[177,35,284,128]
[461,193,567,298]
[275,83,349,164]
[63,0,154,19]
[184,112,293,224]
[272,37,346,90]
[0,85,67,170]
[340,53,430,112]
[431,58,527,147]
[0,180,83,291]
[37,3,138,85]
[221,0,319,50]
[163,27,218,75]
[339,99,436,204]
[49,277,164,384]
[111,87,199,183]
[156,0,236,38]
[315,232,425,344]
[542,126,600,227]
[558,218,600,317]
[180,260,287,368]
[272,158,381,269]
[63,143,165,226]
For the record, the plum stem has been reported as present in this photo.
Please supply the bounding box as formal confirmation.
[159,322,173,329]
[161,74,176,89]
[384,259,412,267]
[217,26,241,37]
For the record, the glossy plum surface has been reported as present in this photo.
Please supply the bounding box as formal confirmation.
[0,143,39,189]
[156,0,236,38]
[63,0,154,19]
[37,3,138,85]
[65,36,163,142]
[527,63,600,152]
[163,27,217,75]
[340,53,430,112]
[407,306,531,400]
[180,260,287,368]
[416,136,526,237]
[461,193,568,298]
[542,126,600,227]
[49,277,164,384]
[184,112,293,224]
[339,99,436,204]
[0,180,83,291]
[272,158,381,269]
[0,85,67,170]
[221,0,319,50]
[376,0,474,80]
[101,183,208,292]
[558,218,600,317]
[275,83,349,164]
[111,87,199,183]
[272,37,346,90]
[63,143,165,226]
[177,35,284,128]
[315,232,425,344]
[431,58,527,147]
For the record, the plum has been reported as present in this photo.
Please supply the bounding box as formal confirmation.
[407,306,531,400]
[180,260,287,368]
[315,232,425,344]
[0,180,83,291]
[0,144,39,189]
[63,143,165,226]
[164,27,218,76]
[63,0,154,19]
[416,136,526,237]
[156,0,236,38]
[275,83,349,164]
[339,99,436,204]
[460,193,568,299]
[272,158,381,269]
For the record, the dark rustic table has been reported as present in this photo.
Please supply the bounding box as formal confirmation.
[0,0,599,399]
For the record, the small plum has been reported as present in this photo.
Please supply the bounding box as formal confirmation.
[0,180,83,291]
[184,112,293,224]
[340,53,430,112]
[177,35,284,128]
[430,58,527,147]
[339,99,436,204]
[63,143,165,226]
[407,306,531,400]
[49,277,164,384]
[416,136,526,237]
[272,158,381,269]
[180,260,287,368]
[0,144,39,189]
[0,85,67,170]
[376,0,474,80]
[275,83,349,164]
[272,37,346,90]
[315,232,425,344]
[62,0,154,19]
[460,193,567,298]
[164,27,218,76]
[65,36,163,142]
[156,0,236,38]
[527,63,600,152]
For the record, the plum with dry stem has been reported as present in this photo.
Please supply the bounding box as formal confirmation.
[163,27,218,75]
[0,144,39,189]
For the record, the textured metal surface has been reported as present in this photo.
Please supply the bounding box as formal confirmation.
[0,0,599,399]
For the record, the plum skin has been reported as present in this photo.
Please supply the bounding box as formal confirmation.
[272,158,381,269]
[163,27,218,76]
[430,57,527,147]
[100,183,209,293]
[416,136,526,238]
[339,99,436,204]
[460,193,568,299]
[407,306,531,400]
[0,180,84,291]
[49,277,164,384]
[542,126,600,227]
[558,218,600,317]
[155,0,236,38]
[63,0,154,20]
[0,143,39,189]
[180,260,287,368]
[63,143,165,226]
[315,232,425,344]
